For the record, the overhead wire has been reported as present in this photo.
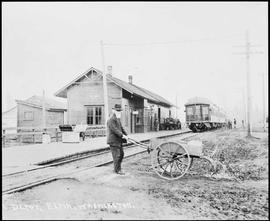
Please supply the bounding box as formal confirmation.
[103,33,244,47]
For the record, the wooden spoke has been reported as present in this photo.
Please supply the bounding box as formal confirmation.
[175,145,181,154]
[161,163,170,176]
[175,159,182,170]
[158,147,171,157]
[152,160,169,169]
[170,162,173,178]
[169,143,172,155]
[176,158,189,167]
[175,160,185,173]
[151,141,191,180]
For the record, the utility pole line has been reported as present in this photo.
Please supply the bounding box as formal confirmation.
[42,89,46,130]
[233,30,264,137]
[245,30,252,137]
[100,40,109,130]
[261,73,266,131]
[175,94,178,119]
[242,88,246,126]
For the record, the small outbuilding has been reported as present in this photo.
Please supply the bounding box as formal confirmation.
[2,106,17,132]
[15,95,67,128]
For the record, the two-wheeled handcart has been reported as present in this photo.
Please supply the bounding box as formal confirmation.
[127,137,219,181]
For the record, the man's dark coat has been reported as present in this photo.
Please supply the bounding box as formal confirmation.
[107,114,127,146]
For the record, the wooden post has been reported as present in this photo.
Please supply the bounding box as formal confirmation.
[32,129,35,143]
[2,129,5,147]
[261,73,266,131]
[18,129,21,145]
[56,128,58,142]
[246,30,252,137]
[42,90,46,130]
[100,40,109,130]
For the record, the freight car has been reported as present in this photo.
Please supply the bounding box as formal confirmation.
[185,97,226,132]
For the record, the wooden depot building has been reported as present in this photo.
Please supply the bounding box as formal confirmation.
[54,67,176,134]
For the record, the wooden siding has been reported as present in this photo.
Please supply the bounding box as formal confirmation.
[2,107,17,132]
[67,72,122,125]
[17,103,64,127]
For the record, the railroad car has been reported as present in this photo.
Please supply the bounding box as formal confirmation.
[184,97,226,132]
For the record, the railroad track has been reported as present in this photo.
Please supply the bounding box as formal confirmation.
[3,130,192,178]
[3,131,195,195]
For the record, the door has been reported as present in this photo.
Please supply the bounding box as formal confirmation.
[158,107,161,124]
[130,112,133,133]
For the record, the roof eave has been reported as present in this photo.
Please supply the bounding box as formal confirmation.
[54,90,67,98]
[16,100,66,111]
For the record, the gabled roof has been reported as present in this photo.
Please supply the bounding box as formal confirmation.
[54,67,175,107]
[2,106,17,115]
[16,95,67,111]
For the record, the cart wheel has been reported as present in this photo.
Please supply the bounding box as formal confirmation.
[151,141,191,180]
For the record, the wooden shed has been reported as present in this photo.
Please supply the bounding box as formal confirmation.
[15,95,67,128]
[2,106,17,133]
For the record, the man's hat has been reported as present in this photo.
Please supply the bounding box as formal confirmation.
[113,104,123,111]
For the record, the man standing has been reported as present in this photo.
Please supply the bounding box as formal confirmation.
[234,118,237,129]
[107,104,129,175]
[154,118,159,132]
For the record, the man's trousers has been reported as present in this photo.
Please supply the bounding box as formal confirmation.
[109,145,124,173]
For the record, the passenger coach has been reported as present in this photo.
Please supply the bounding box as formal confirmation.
[185,97,226,132]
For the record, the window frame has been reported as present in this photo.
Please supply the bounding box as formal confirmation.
[86,105,104,125]
[23,111,34,121]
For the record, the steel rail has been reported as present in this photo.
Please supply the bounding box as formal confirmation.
[3,131,194,195]
[3,131,191,178]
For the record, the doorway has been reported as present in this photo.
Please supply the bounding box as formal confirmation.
[158,107,161,124]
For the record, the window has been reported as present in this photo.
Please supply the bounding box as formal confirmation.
[186,107,193,115]
[195,105,201,115]
[86,106,103,125]
[95,107,102,125]
[24,111,34,121]
[202,106,209,120]
[87,108,94,125]
[202,106,209,115]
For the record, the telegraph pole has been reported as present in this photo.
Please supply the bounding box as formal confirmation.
[175,94,178,119]
[261,73,266,131]
[233,30,263,137]
[42,89,46,129]
[242,88,246,127]
[100,40,109,129]
[245,30,252,137]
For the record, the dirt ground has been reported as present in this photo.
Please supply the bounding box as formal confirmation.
[2,129,268,220]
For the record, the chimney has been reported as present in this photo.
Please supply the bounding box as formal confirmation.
[128,75,133,84]
[107,66,112,77]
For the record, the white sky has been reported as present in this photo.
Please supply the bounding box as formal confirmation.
[2,2,268,122]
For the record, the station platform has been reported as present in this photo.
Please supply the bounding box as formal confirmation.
[2,129,190,175]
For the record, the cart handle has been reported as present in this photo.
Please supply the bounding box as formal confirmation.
[127,137,151,154]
